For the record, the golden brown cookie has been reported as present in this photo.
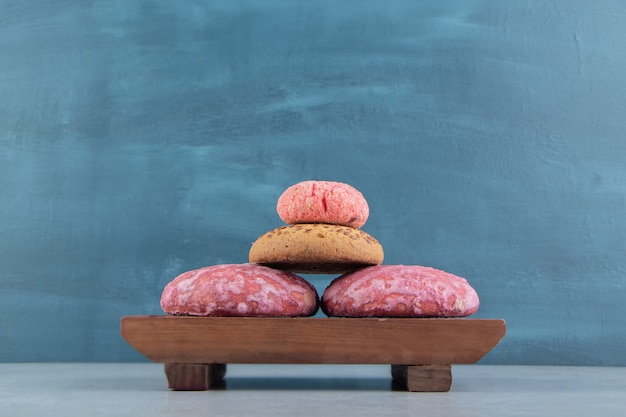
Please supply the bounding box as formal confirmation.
[249,223,384,274]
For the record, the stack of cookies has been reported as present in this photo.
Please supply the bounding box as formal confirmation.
[161,180,479,319]
[249,180,384,274]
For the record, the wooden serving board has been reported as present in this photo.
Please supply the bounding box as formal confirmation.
[120,316,506,392]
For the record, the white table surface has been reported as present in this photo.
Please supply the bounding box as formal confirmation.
[1,363,625,417]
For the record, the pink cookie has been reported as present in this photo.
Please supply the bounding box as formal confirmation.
[277,180,369,228]
[161,264,319,317]
[321,265,479,318]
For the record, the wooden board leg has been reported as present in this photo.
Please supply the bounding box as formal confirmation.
[164,363,227,391]
[391,365,452,392]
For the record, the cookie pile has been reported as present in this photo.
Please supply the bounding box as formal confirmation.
[160,180,479,318]
[249,180,384,274]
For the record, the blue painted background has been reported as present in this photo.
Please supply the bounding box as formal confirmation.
[1,0,625,364]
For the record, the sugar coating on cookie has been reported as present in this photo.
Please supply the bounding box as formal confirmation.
[161,264,319,317]
[321,265,479,318]
[277,180,369,228]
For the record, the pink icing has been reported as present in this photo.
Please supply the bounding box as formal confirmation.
[321,265,479,317]
[276,180,369,228]
[161,264,319,317]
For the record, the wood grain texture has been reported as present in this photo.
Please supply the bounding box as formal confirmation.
[164,363,226,390]
[391,365,452,392]
[121,316,506,365]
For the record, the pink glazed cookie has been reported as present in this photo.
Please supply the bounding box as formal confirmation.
[277,180,369,228]
[321,265,479,318]
[161,264,319,317]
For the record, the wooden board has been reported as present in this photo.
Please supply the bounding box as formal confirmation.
[120,316,506,365]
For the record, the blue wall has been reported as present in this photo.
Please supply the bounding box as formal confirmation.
[1,0,625,364]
